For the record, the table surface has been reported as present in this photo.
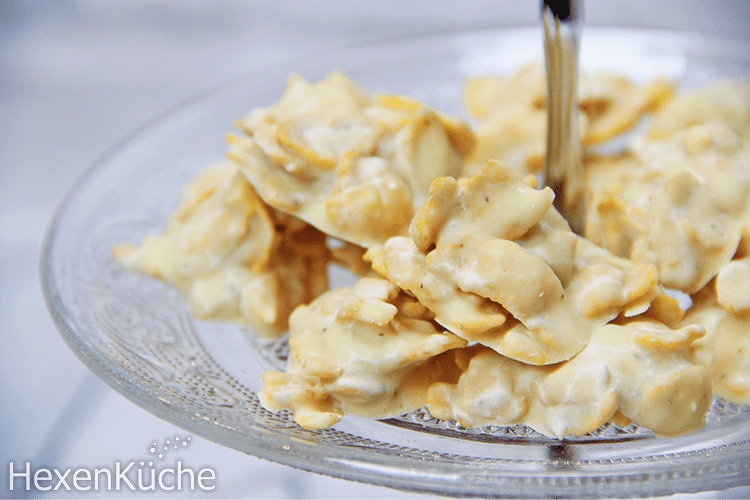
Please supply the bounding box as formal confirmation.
[2,1,749,498]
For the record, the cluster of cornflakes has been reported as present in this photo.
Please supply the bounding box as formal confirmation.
[114,67,749,438]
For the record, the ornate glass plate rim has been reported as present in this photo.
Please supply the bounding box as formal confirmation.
[41,27,750,498]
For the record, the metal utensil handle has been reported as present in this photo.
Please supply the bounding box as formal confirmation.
[543,0,586,234]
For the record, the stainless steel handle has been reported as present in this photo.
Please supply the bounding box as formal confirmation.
[542,0,586,234]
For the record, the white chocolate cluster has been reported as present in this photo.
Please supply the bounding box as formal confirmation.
[585,115,749,294]
[463,63,675,178]
[260,277,467,427]
[114,69,748,438]
[686,237,750,405]
[112,164,329,339]
[226,71,475,248]
[366,161,662,365]
[428,320,711,438]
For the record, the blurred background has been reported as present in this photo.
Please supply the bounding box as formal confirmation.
[1,1,749,498]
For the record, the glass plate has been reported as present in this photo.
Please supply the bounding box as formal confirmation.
[41,27,750,498]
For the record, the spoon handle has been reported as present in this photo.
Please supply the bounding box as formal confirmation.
[542,0,586,234]
[543,0,580,22]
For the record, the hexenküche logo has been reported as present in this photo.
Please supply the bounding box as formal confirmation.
[7,435,216,493]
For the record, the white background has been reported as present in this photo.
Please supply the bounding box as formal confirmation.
[2,1,749,498]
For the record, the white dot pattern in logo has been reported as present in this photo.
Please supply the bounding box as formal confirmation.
[143,435,193,466]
